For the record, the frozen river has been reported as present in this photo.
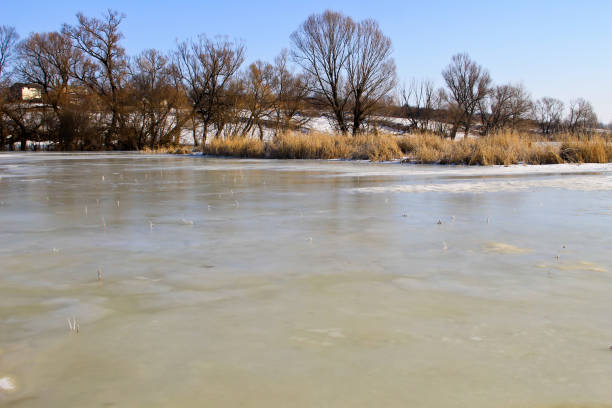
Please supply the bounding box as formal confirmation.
[1,153,611,407]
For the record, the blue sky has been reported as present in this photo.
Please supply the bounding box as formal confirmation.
[2,0,611,122]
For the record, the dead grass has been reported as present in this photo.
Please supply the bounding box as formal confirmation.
[190,131,612,164]
[560,136,610,163]
[203,132,402,161]
[268,132,344,159]
[205,137,266,158]
[140,145,194,154]
[347,134,402,161]
[401,132,609,165]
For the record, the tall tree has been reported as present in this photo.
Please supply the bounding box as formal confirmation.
[0,26,19,83]
[270,49,310,135]
[63,9,127,148]
[346,19,396,135]
[242,60,275,139]
[442,53,491,139]
[0,26,19,150]
[478,83,532,134]
[17,31,86,149]
[400,78,441,133]
[291,10,355,134]
[567,98,597,134]
[128,49,187,149]
[174,35,245,146]
[534,97,564,135]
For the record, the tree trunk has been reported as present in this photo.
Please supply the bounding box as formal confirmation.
[200,120,208,153]
[191,115,199,147]
[215,123,225,139]
[334,108,347,134]
[352,96,363,136]
[352,110,362,136]
[450,123,458,140]
[258,124,264,141]
[106,111,117,149]
[464,119,472,139]
[0,121,5,151]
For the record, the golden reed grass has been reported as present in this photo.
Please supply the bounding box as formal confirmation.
[399,132,568,165]
[204,131,402,161]
[153,131,611,164]
[140,145,194,154]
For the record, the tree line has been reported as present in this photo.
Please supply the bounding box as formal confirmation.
[0,10,606,151]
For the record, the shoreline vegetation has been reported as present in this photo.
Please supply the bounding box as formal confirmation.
[2,10,611,161]
[141,131,612,165]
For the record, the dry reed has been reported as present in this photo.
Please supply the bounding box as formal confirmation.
[185,131,611,165]
[203,132,402,161]
[140,145,194,154]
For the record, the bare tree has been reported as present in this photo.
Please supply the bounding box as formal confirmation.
[270,49,310,135]
[346,19,396,135]
[2,96,45,151]
[400,78,441,133]
[240,60,274,139]
[479,83,532,134]
[17,31,88,149]
[128,49,187,149]
[63,9,127,148]
[534,97,564,135]
[1,26,21,150]
[442,53,491,139]
[0,26,19,83]
[174,35,245,147]
[291,10,354,133]
[430,88,452,135]
[567,98,597,135]
[506,84,532,130]
[214,77,245,138]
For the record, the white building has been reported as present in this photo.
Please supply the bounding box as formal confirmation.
[10,83,43,101]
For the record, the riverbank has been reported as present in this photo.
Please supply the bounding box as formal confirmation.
[146,132,612,165]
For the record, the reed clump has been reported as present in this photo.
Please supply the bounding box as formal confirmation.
[560,136,610,163]
[140,145,194,154]
[347,134,402,161]
[202,131,402,161]
[189,130,611,164]
[268,132,344,159]
[404,132,577,165]
[205,137,266,158]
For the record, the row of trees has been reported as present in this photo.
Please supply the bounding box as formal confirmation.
[0,11,314,150]
[402,53,600,139]
[0,10,606,151]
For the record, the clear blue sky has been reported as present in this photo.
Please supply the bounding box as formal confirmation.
[2,0,611,123]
